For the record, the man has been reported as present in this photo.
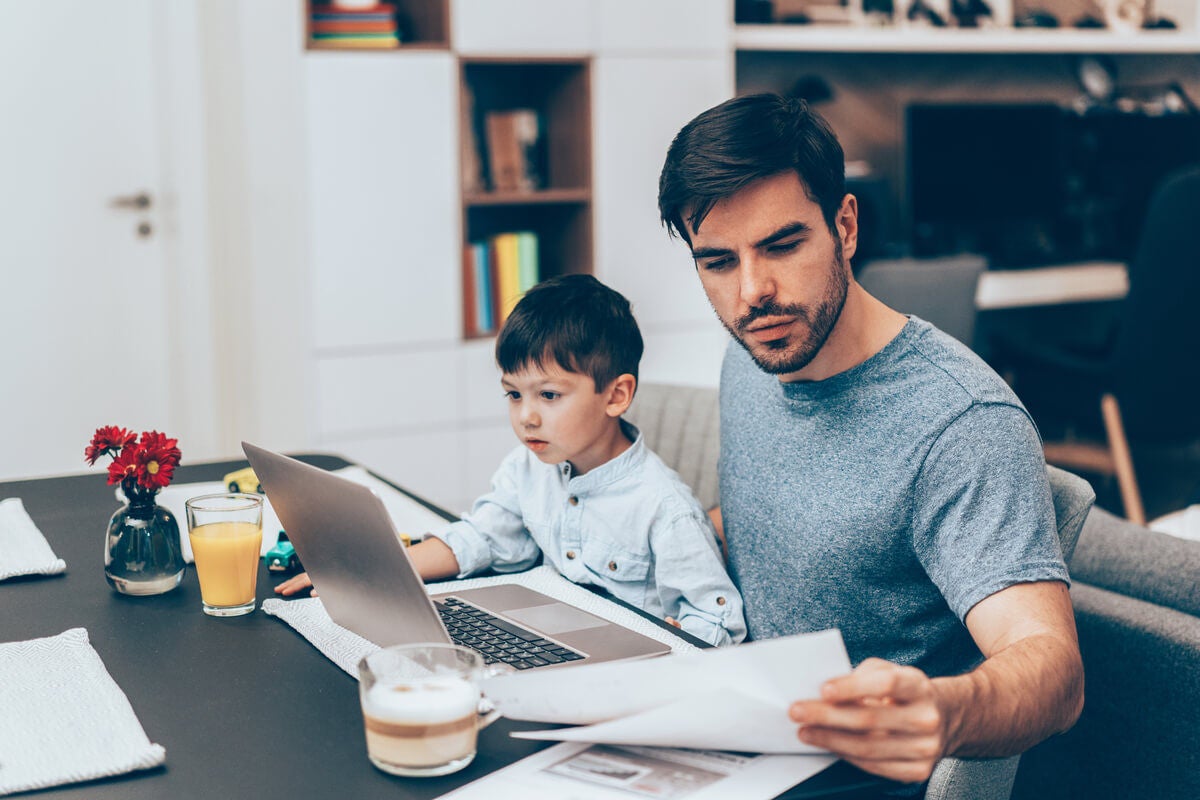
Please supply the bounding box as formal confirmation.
[657,94,1084,787]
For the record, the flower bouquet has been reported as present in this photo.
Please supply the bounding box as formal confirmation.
[86,426,186,595]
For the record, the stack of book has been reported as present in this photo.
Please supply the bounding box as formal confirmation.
[463,231,539,337]
[310,3,402,49]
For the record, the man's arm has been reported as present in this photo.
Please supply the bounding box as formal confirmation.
[789,579,1083,784]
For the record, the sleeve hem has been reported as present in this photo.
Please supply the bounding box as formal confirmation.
[950,561,1072,622]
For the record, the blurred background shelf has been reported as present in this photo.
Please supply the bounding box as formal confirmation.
[735,24,1200,53]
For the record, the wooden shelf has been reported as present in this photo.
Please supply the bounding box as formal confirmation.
[464,188,591,207]
[734,24,1200,54]
[459,58,594,340]
[305,41,448,53]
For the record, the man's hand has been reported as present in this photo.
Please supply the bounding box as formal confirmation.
[275,571,315,597]
[787,581,1084,785]
[789,658,947,785]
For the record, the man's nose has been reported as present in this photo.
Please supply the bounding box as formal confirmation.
[739,254,777,309]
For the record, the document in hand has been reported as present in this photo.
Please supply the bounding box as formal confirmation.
[482,628,851,754]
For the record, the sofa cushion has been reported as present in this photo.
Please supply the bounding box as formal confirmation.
[1069,506,1200,617]
[624,383,720,510]
[1047,465,1094,562]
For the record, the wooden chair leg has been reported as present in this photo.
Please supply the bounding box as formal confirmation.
[1101,393,1145,526]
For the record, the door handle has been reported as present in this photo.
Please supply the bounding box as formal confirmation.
[109,192,152,210]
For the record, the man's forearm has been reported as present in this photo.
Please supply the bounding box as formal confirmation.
[936,631,1084,757]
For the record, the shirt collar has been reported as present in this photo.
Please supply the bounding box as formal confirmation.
[559,419,645,491]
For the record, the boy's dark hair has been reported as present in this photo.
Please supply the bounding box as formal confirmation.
[496,274,643,391]
[658,93,846,245]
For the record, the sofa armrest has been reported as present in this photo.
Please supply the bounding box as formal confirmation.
[1013,581,1200,799]
[1069,507,1200,617]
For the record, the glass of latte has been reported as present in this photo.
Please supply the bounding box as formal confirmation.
[357,644,506,777]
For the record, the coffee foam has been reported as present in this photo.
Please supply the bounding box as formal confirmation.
[364,676,478,724]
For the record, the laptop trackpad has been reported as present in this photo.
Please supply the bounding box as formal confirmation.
[505,604,609,635]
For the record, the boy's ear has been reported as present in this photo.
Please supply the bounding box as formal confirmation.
[604,374,637,418]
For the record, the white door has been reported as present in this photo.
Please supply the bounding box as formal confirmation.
[0,1,174,480]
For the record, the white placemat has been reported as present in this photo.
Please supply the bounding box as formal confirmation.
[0,628,166,795]
[262,566,699,678]
[0,498,66,581]
[158,465,450,563]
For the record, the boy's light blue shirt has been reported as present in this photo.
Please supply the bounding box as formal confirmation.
[429,421,746,646]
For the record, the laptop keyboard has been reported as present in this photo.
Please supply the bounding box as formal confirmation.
[436,596,585,670]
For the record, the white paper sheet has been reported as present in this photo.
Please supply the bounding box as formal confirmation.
[482,629,851,754]
[157,465,451,562]
[436,742,836,800]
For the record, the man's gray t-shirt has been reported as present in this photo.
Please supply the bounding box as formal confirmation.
[720,317,1068,678]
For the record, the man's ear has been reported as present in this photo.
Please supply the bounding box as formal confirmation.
[605,374,637,418]
[836,193,859,264]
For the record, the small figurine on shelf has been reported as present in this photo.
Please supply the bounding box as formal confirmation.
[951,0,994,27]
[906,0,949,26]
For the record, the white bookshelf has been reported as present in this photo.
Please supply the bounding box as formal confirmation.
[735,24,1200,54]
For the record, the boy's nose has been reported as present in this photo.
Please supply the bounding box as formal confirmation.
[520,407,540,427]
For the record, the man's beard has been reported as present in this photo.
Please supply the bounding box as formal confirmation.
[717,245,849,376]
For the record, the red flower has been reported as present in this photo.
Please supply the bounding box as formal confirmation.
[134,431,181,490]
[107,444,142,486]
[89,426,182,491]
[85,426,137,465]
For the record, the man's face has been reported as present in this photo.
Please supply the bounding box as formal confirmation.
[685,172,857,380]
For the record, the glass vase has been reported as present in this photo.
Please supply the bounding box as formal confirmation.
[104,489,186,595]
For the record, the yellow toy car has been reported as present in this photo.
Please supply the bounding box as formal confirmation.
[224,467,263,494]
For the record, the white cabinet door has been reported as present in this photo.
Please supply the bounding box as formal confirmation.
[593,56,733,332]
[452,0,593,54]
[305,53,460,351]
[595,0,731,53]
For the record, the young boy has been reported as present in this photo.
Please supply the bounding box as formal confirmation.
[279,274,745,646]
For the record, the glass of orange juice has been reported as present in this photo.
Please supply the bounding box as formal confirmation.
[185,493,263,617]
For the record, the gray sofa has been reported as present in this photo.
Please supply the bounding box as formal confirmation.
[1012,506,1200,800]
[627,382,1200,800]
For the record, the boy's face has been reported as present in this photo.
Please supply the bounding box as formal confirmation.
[501,362,624,476]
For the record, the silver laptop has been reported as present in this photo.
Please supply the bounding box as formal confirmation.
[243,442,671,670]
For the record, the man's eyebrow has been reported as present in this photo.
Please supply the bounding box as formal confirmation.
[755,222,811,248]
[690,244,732,260]
[690,222,812,260]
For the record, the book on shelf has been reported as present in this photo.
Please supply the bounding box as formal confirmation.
[463,231,538,335]
[484,109,543,193]
[473,241,494,335]
[492,232,522,323]
[461,83,485,194]
[515,231,538,298]
[310,2,402,46]
[462,244,477,336]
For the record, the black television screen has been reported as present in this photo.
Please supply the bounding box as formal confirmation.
[907,103,1066,265]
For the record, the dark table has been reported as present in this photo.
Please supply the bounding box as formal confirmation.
[1,455,892,799]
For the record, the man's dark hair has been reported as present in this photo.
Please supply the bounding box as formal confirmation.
[658,93,846,245]
[496,274,643,391]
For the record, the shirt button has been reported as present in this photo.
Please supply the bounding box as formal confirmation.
[716,596,727,606]
[568,495,579,506]
[608,561,618,571]
[566,551,577,560]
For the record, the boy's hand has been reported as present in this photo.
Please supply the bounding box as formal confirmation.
[665,617,682,629]
[275,571,316,597]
